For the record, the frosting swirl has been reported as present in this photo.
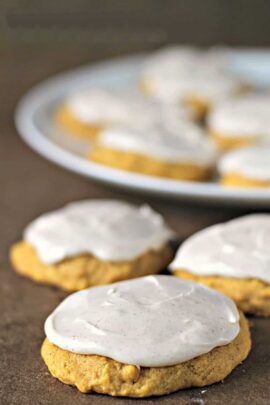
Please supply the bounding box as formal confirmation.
[24,200,173,264]
[45,275,240,367]
[170,214,270,283]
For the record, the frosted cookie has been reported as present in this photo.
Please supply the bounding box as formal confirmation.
[208,95,270,150]
[10,200,173,291]
[141,46,242,118]
[55,88,173,140]
[41,275,250,397]
[170,214,270,316]
[89,122,217,181]
[55,89,159,139]
[218,145,270,188]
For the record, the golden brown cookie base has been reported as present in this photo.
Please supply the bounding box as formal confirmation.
[174,269,270,316]
[10,241,172,291]
[184,95,210,119]
[210,131,257,151]
[220,172,270,188]
[139,79,154,95]
[55,105,101,140]
[89,147,212,181]
[41,312,250,397]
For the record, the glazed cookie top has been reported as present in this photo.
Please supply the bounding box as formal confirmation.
[44,275,240,367]
[64,87,194,129]
[65,88,163,129]
[141,46,239,104]
[170,214,270,283]
[24,200,174,264]
[218,145,270,181]
[208,95,270,138]
[97,123,217,166]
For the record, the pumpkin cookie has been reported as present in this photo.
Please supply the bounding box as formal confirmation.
[218,145,270,188]
[208,95,270,150]
[41,275,250,397]
[55,88,162,140]
[140,46,242,118]
[170,214,270,316]
[10,200,173,291]
[89,123,217,181]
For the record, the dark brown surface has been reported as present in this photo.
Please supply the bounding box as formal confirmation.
[1,3,270,404]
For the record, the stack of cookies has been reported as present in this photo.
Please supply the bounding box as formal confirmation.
[55,46,270,189]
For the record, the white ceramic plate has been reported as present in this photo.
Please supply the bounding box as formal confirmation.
[15,50,270,206]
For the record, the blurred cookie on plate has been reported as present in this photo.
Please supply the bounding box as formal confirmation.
[140,46,243,118]
[208,95,270,150]
[218,145,270,187]
[55,88,166,140]
[89,121,217,181]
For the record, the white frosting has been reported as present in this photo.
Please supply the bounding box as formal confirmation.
[218,145,270,181]
[24,200,173,264]
[65,87,195,130]
[161,103,197,134]
[65,88,160,128]
[97,123,217,166]
[44,275,240,367]
[142,46,239,104]
[208,95,270,138]
[170,214,270,283]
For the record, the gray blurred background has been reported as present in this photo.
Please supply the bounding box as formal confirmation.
[3,1,270,53]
